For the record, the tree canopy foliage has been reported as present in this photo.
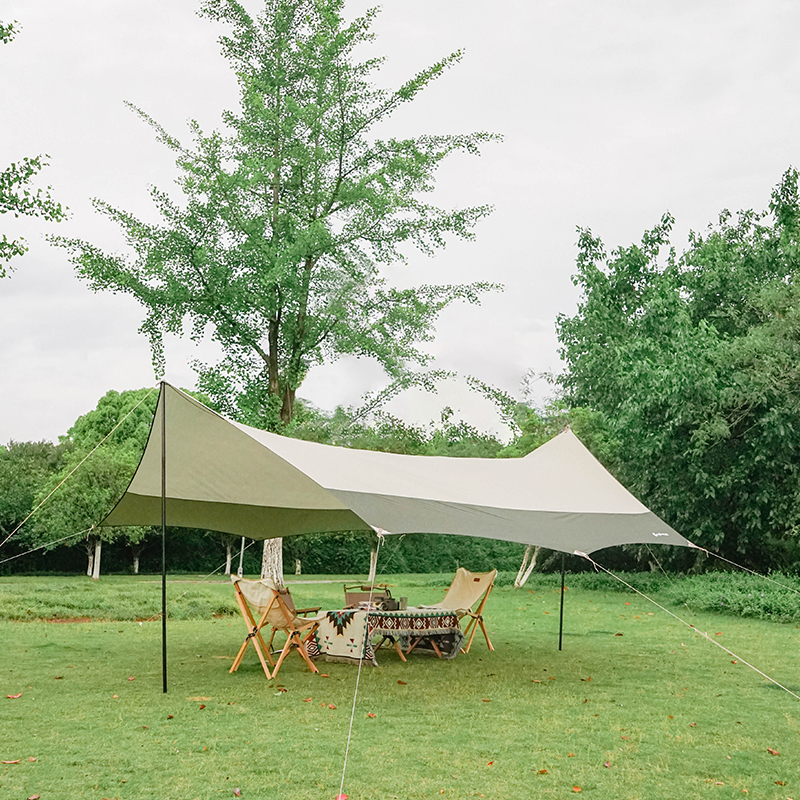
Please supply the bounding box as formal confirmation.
[54,0,498,427]
[557,168,800,570]
[0,20,67,275]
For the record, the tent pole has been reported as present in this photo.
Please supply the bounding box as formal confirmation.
[161,381,168,694]
[558,552,566,651]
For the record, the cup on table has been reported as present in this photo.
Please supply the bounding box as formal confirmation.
[399,596,408,610]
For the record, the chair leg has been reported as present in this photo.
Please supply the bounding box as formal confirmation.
[271,629,320,678]
[270,637,294,679]
[478,617,494,651]
[463,614,480,654]
[461,615,478,654]
[231,591,272,678]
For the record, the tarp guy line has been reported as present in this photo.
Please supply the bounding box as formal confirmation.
[0,527,93,566]
[338,530,386,800]
[702,548,800,597]
[576,551,800,703]
[0,384,159,549]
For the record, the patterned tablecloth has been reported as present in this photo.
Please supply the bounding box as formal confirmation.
[306,608,464,665]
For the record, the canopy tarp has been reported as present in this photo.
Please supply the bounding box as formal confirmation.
[103,383,693,555]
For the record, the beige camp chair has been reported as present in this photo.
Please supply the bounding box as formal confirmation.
[230,576,321,679]
[420,567,498,653]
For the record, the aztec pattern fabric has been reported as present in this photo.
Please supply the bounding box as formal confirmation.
[307,610,378,666]
[370,609,464,660]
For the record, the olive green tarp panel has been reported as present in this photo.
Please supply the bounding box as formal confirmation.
[102,383,693,555]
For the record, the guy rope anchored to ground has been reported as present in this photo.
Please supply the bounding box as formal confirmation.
[575,550,800,703]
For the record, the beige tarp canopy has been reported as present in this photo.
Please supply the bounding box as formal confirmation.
[103,383,693,555]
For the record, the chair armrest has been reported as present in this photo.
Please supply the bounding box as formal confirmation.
[295,606,322,616]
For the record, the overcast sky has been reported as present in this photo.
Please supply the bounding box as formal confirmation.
[2,0,799,444]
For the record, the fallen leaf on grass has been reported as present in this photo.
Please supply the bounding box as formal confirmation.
[568,753,575,757]
[532,679,541,684]
[233,789,242,797]
[303,697,313,702]
[367,713,376,718]
[487,761,494,766]
[319,674,330,678]
[537,769,547,774]
[604,762,612,768]
[54,676,62,680]
[328,704,336,710]
[397,680,407,685]
[112,695,119,699]
[775,781,786,786]
[29,757,36,762]
[614,633,623,637]
[335,794,348,800]
[767,748,780,756]
[27,795,40,800]
[572,787,582,793]
[580,677,591,682]
[199,704,206,710]
[482,698,492,702]
[689,723,697,728]
[6,693,22,699]
[167,715,174,719]
[2,759,21,764]
[731,660,737,664]
[128,676,135,681]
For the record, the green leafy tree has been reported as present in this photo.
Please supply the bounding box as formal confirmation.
[0,20,66,275]
[556,168,800,571]
[19,389,160,577]
[0,440,67,547]
[53,0,499,427]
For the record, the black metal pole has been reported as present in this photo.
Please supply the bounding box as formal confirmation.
[558,552,566,651]
[161,381,168,694]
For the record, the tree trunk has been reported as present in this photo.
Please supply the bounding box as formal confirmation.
[224,540,232,576]
[237,537,246,578]
[85,540,94,577]
[261,538,283,586]
[295,558,302,575]
[368,548,378,583]
[514,545,540,589]
[133,553,140,574]
[91,538,102,581]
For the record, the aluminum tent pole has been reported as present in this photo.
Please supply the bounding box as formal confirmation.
[161,381,168,693]
[558,552,566,651]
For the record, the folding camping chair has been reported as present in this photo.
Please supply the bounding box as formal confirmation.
[230,576,321,679]
[343,583,392,608]
[419,567,498,653]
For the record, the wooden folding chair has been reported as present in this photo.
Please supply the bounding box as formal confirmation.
[343,583,392,608]
[420,568,498,653]
[229,576,321,679]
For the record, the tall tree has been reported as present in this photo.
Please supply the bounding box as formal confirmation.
[54,0,498,428]
[0,20,66,275]
[556,168,800,570]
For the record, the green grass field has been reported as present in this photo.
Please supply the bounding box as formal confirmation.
[2,573,800,800]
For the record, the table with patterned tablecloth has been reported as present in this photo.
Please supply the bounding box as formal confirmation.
[307,608,463,665]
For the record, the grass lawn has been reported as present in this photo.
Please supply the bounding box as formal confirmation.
[2,572,800,800]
